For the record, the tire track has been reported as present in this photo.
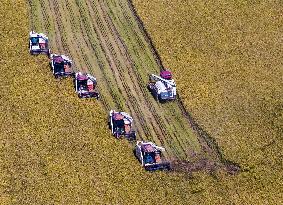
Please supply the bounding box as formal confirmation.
[98,1,195,159]
[106,1,193,158]
[100,1,186,157]
[74,0,130,113]
[44,0,116,111]
[86,1,151,140]
[96,1,175,147]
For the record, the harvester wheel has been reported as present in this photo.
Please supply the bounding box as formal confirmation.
[108,120,112,129]
[47,49,51,58]
[147,84,152,91]
[128,131,136,141]
[154,92,159,102]
[115,132,121,139]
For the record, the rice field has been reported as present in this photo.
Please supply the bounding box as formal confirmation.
[27,0,206,163]
[1,0,282,204]
[0,0,209,204]
[0,0,232,204]
[133,0,283,203]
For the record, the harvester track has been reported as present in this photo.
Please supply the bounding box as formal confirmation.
[27,0,232,166]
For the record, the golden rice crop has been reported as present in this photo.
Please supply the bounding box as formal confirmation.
[1,0,282,203]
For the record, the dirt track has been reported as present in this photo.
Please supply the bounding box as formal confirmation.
[27,0,229,165]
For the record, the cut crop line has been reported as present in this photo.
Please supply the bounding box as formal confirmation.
[107,0,193,159]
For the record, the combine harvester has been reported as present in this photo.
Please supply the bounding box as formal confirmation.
[148,70,176,102]
[134,141,170,171]
[74,72,99,99]
[108,110,136,141]
[29,31,50,55]
[50,54,74,79]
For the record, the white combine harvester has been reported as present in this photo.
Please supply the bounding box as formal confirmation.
[29,31,50,55]
[148,70,177,102]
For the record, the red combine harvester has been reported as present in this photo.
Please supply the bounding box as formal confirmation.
[74,72,99,99]
[134,141,170,171]
[108,110,136,141]
[50,54,74,79]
